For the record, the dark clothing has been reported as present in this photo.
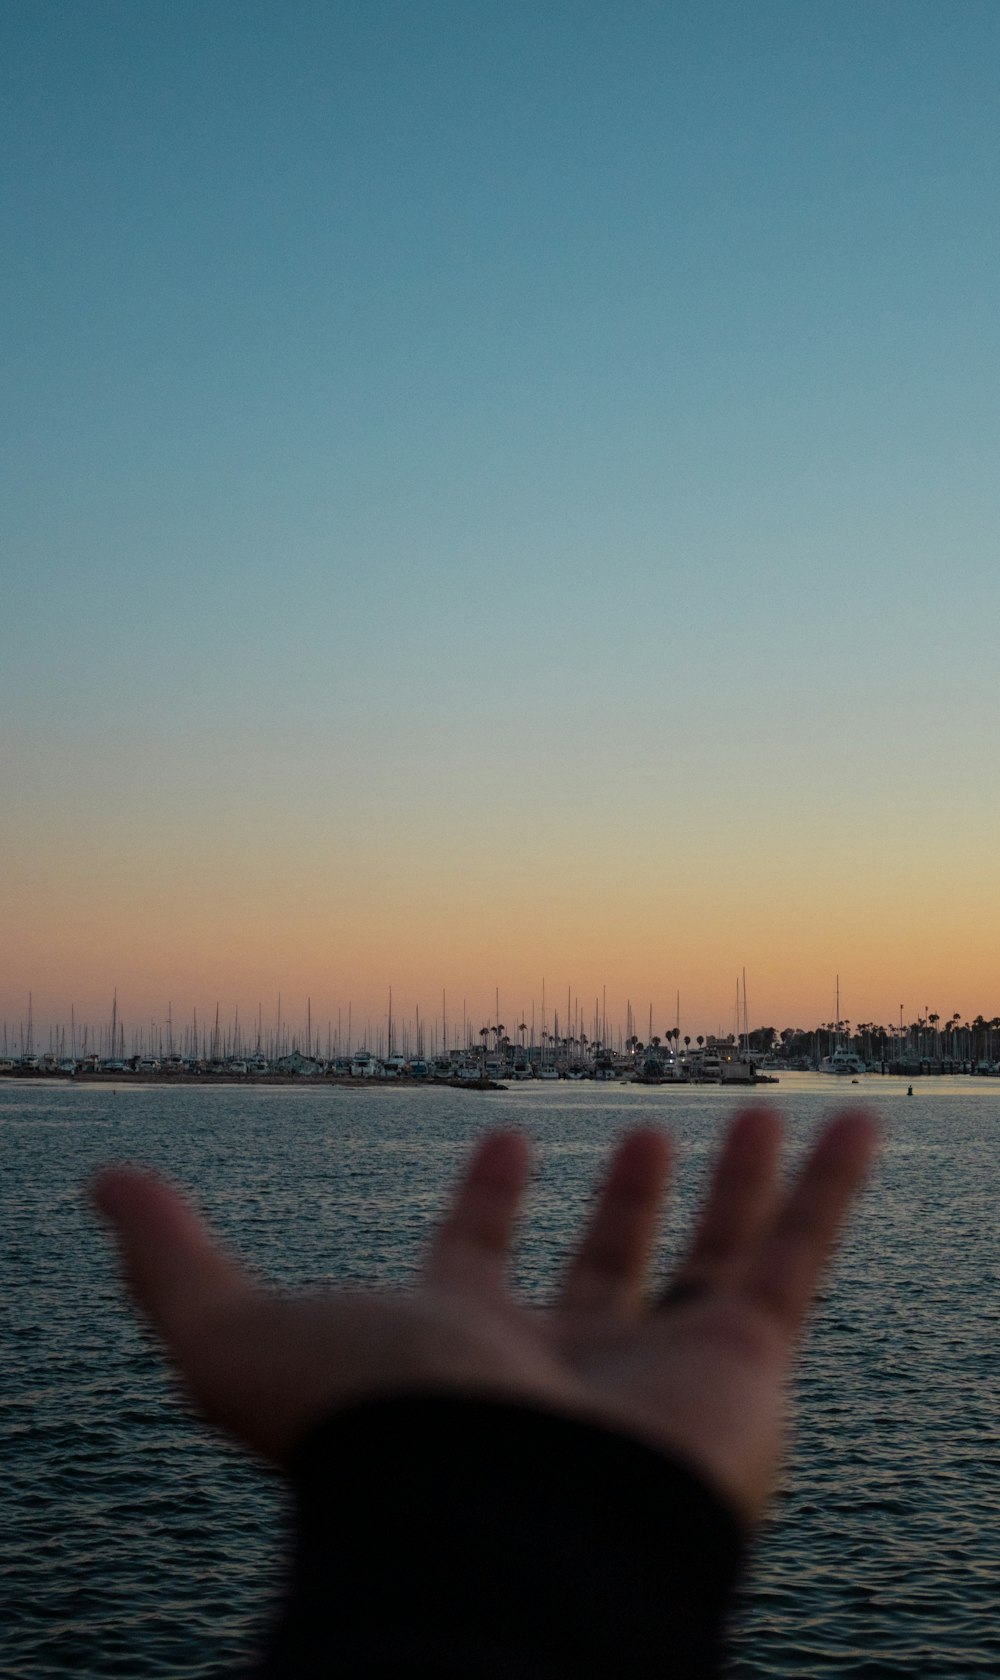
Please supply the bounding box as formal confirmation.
[256,1394,745,1679]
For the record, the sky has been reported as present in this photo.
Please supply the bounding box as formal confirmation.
[3,0,999,1047]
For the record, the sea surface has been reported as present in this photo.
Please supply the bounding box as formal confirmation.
[2,1074,997,1677]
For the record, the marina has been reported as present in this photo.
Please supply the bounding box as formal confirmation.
[8,974,1000,1085]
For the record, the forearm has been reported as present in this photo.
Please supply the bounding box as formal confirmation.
[255,1394,746,1680]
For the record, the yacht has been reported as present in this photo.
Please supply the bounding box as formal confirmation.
[819,1046,866,1076]
[818,978,865,1074]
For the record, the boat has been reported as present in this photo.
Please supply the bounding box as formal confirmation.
[818,977,865,1075]
[818,1045,866,1075]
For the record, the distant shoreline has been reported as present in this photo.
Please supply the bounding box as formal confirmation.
[0,1069,507,1091]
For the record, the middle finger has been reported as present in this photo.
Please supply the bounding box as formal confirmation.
[662,1107,782,1301]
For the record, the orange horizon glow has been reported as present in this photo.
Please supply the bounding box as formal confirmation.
[6,762,998,1045]
[5,919,998,1050]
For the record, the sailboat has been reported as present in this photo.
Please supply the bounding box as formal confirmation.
[818,978,865,1075]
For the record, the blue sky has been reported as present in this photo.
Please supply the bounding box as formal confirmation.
[3,1,999,1029]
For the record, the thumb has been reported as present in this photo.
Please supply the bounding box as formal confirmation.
[91,1165,252,1351]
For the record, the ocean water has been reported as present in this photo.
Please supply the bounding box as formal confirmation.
[2,1074,997,1677]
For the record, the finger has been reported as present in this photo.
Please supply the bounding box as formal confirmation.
[424,1130,531,1294]
[744,1110,878,1335]
[663,1107,782,1300]
[91,1165,252,1351]
[560,1128,672,1314]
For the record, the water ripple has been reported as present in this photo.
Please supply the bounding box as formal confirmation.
[2,1075,997,1676]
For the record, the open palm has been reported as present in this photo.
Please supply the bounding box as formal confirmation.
[93,1106,875,1526]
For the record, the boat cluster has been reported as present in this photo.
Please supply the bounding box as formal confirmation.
[0,1040,769,1085]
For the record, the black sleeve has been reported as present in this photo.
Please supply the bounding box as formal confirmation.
[253,1393,745,1680]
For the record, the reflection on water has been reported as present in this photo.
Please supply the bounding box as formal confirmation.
[2,1075,998,1676]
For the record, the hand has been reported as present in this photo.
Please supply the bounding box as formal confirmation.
[92,1106,875,1526]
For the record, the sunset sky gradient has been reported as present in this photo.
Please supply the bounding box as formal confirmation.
[4,1,999,1044]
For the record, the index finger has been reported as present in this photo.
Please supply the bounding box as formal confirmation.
[743,1110,878,1335]
[424,1130,531,1295]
